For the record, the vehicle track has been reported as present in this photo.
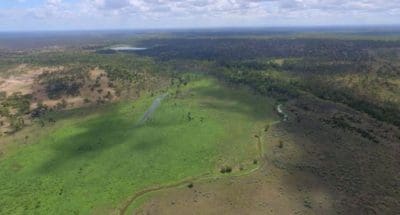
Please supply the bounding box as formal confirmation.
[119,104,287,215]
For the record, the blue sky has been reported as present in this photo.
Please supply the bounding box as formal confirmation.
[1,0,399,31]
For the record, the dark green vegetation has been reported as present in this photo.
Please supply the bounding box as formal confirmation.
[39,68,89,99]
[134,33,400,213]
[137,36,400,127]
[0,28,400,214]
[0,93,31,132]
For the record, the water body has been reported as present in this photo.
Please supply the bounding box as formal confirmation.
[138,93,168,125]
[277,104,289,122]
[110,46,147,51]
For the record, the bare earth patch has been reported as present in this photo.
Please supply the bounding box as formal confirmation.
[0,65,63,96]
[0,65,119,134]
[30,67,115,110]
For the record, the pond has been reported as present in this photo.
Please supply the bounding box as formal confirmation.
[110,46,147,51]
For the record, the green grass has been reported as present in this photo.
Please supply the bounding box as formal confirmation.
[0,77,278,214]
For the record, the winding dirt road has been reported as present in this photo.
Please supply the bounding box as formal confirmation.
[119,103,288,215]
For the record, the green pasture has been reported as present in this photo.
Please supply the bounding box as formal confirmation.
[0,78,278,214]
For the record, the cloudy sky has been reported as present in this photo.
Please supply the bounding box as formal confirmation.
[1,0,399,31]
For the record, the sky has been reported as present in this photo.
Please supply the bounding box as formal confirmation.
[0,0,399,31]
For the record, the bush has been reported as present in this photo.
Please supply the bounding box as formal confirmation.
[2,92,32,115]
[30,102,49,118]
[220,166,232,174]
[101,65,137,82]
[278,140,284,148]
[10,116,24,132]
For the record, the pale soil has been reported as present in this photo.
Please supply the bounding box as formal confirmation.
[0,65,116,110]
[0,65,62,133]
[0,65,117,134]
[31,68,116,109]
[30,67,116,110]
[0,64,170,135]
[0,65,62,96]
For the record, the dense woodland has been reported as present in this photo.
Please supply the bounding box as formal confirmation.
[137,37,400,127]
[139,38,400,61]
[1,35,400,131]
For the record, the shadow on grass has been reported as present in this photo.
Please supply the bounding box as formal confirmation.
[36,101,199,174]
[189,83,277,121]
[37,115,133,173]
[36,80,278,175]
[36,110,182,174]
[269,97,400,214]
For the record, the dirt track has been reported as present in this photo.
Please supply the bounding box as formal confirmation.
[119,104,286,214]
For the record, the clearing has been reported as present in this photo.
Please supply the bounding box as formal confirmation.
[0,77,278,214]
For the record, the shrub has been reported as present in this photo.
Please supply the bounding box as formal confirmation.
[10,116,24,132]
[38,69,88,99]
[264,124,270,132]
[2,92,32,115]
[220,166,232,174]
[278,140,284,148]
[30,102,49,118]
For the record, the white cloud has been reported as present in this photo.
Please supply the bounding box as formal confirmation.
[0,0,399,30]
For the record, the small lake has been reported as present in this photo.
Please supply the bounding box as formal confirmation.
[110,46,147,51]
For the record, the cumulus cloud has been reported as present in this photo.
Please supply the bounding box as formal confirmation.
[0,0,399,30]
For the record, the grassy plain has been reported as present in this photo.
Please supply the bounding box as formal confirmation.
[0,77,278,214]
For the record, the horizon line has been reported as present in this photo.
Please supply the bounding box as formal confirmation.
[1,24,400,33]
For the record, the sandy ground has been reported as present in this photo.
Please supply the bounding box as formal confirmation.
[0,65,117,133]
[0,66,116,110]
[0,65,65,96]
[0,65,37,96]
[31,68,116,110]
